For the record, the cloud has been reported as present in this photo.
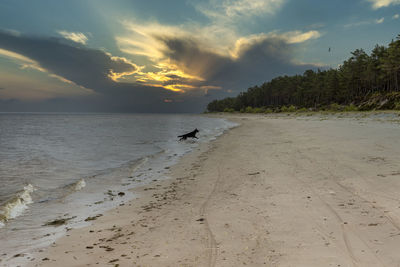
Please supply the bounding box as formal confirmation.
[344,21,370,28]
[393,14,399,19]
[107,55,143,82]
[344,17,386,28]
[270,31,321,44]
[192,0,287,49]
[0,31,139,92]
[0,47,77,85]
[0,31,192,112]
[368,0,400,9]
[0,25,321,112]
[58,31,89,44]
[118,20,320,92]
[0,47,38,66]
[155,32,318,93]
[197,0,285,20]
[0,71,93,101]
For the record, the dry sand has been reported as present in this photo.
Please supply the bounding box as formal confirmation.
[31,113,400,267]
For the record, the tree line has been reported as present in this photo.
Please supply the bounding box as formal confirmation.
[207,34,400,112]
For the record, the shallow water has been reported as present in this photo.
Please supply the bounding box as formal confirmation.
[0,113,236,264]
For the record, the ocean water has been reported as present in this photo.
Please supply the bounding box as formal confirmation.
[0,113,236,265]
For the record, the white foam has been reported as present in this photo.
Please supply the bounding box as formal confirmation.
[74,179,86,191]
[0,184,35,227]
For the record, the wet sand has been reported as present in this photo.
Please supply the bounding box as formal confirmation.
[30,113,400,266]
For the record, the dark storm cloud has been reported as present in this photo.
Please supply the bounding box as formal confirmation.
[0,30,189,112]
[0,30,319,112]
[159,37,231,82]
[159,35,318,93]
[0,30,137,92]
[162,75,200,87]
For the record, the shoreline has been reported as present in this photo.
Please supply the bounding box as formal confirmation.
[0,114,236,266]
[29,123,233,266]
[12,113,400,266]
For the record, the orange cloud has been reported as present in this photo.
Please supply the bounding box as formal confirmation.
[106,55,141,82]
[131,61,205,92]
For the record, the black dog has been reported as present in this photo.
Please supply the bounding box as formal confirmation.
[178,128,199,141]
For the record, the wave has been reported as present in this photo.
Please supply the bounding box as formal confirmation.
[46,179,87,202]
[27,178,86,206]
[74,178,86,191]
[66,178,86,192]
[0,184,35,227]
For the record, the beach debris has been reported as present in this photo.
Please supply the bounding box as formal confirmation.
[368,223,379,226]
[196,218,205,222]
[107,190,116,197]
[100,245,114,251]
[106,233,124,242]
[118,192,125,197]
[42,258,49,261]
[44,216,76,226]
[85,214,103,221]
[143,187,156,191]
[248,172,260,175]
[86,246,94,249]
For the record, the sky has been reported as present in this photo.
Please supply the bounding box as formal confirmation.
[0,0,399,113]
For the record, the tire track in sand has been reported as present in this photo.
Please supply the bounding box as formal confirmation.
[199,166,221,267]
[291,148,386,266]
[287,149,359,265]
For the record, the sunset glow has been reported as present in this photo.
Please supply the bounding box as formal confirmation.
[0,0,399,112]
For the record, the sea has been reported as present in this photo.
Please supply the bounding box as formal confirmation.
[0,113,236,265]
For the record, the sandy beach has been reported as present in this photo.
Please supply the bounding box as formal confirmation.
[29,113,400,267]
